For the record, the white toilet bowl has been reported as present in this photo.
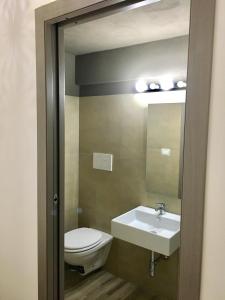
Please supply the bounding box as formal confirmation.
[64,227,113,275]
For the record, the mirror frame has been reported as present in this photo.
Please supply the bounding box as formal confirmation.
[35,0,216,299]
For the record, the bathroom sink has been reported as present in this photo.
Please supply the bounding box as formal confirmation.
[111,206,180,256]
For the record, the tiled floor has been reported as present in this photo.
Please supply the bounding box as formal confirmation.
[64,270,151,300]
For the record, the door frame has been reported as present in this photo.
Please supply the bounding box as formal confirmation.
[35,0,216,299]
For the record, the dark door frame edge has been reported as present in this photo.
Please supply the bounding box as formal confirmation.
[35,0,216,299]
[178,0,216,298]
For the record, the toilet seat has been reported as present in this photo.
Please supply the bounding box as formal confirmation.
[64,229,113,275]
[65,228,102,252]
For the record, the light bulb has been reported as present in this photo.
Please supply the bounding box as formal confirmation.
[177,81,187,88]
[159,76,174,91]
[149,83,160,90]
[135,79,148,93]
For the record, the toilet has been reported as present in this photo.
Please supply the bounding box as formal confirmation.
[64,227,113,275]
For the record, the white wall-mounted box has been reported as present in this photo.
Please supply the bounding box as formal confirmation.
[93,153,113,171]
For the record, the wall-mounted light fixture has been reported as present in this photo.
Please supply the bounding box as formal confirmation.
[149,83,160,90]
[135,77,187,93]
[135,79,148,93]
[176,80,187,88]
[159,76,175,91]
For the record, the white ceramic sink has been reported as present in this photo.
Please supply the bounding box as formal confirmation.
[111,206,180,256]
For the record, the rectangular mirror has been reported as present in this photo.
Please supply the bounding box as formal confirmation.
[146,102,185,198]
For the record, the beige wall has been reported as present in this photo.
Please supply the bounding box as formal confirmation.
[79,94,148,232]
[0,1,55,300]
[79,95,181,229]
[0,0,224,300]
[200,0,225,299]
[79,94,180,298]
[64,95,79,232]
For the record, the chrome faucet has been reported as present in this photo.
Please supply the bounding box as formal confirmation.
[155,203,166,215]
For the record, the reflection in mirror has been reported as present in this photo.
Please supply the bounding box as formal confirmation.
[63,0,190,299]
[146,102,185,198]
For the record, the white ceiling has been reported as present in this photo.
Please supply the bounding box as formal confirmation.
[64,0,190,55]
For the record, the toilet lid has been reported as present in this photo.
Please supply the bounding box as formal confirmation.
[64,227,102,250]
